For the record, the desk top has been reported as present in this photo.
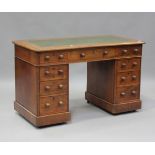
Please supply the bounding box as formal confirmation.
[13,35,144,52]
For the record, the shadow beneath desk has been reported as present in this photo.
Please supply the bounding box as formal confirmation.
[69,95,155,124]
[15,112,68,129]
[69,98,110,123]
[141,95,155,111]
[15,95,155,128]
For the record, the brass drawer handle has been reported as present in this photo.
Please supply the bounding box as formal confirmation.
[121,76,126,81]
[132,62,138,66]
[45,85,50,90]
[58,84,63,89]
[131,90,137,95]
[45,70,50,75]
[45,103,51,108]
[121,63,127,67]
[58,69,64,74]
[132,75,137,80]
[44,55,50,60]
[103,51,108,55]
[58,101,64,106]
[80,53,85,57]
[120,92,126,96]
[134,48,139,52]
[59,54,64,59]
[122,49,128,54]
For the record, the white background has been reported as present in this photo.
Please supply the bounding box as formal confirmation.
[0,0,155,154]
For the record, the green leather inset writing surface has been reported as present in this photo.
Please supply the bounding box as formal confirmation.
[28,35,133,47]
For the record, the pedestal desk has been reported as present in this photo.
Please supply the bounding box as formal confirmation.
[13,35,144,127]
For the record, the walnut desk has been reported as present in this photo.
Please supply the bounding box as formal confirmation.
[13,35,144,127]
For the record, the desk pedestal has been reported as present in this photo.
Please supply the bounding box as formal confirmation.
[86,59,141,114]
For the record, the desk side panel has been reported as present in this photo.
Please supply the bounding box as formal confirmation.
[86,60,115,103]
[15,45,39,65]
[15,58,39,116]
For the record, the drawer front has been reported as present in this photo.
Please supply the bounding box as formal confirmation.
[40,51,68,64]
[40,94,68,116]
[130,45,142,56]
[116,85,140,103]
[130,58,141,70]
[40,80,68,96]
[68,49,96,61]
[117,71,140,86]
[95,47,115,59]
[40,65,68,81]
[116,45,142,57]
[68,47,115,62]
[116,59,130,71]
[116,58,141,71]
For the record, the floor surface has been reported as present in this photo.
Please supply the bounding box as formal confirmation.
[0,76,155,141]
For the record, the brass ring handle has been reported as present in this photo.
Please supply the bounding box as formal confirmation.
[45,70,50,75]
[121,63,127,67]
[59,54,64,59]
[45,85,50,90]
[80,53,85,57]
[132,75,137,80]
[133,62,138,66]
[44,55,50,60]
[131,90,137,95]
[45,103,51,107]
[122,49,128,54]
[58,70,64,74]
[103,51,108,55]
[58,84,63,89]
[59,101,64,105]
[121,76,126,81]
[120,92,126,96]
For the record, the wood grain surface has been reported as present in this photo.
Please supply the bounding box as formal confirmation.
[14,35,144,126]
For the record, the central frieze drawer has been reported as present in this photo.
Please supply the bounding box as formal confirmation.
[68,47,115,62]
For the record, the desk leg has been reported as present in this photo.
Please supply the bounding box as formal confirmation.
[85,60,141,114]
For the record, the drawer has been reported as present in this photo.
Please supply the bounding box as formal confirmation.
[116,85,140,103]
[68,47,115,62]
[95,47,115,59]
[40,94,68,116]
[116,58,141,71]
[40,51,68,64]
[116,45,142,57]
[40,80,68,96]
[68,49,96,62]
[116,59,130,71]
[117,71,140,86]
[40,65,68,81]
[130,58,141,70]
[130,45,142,56]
